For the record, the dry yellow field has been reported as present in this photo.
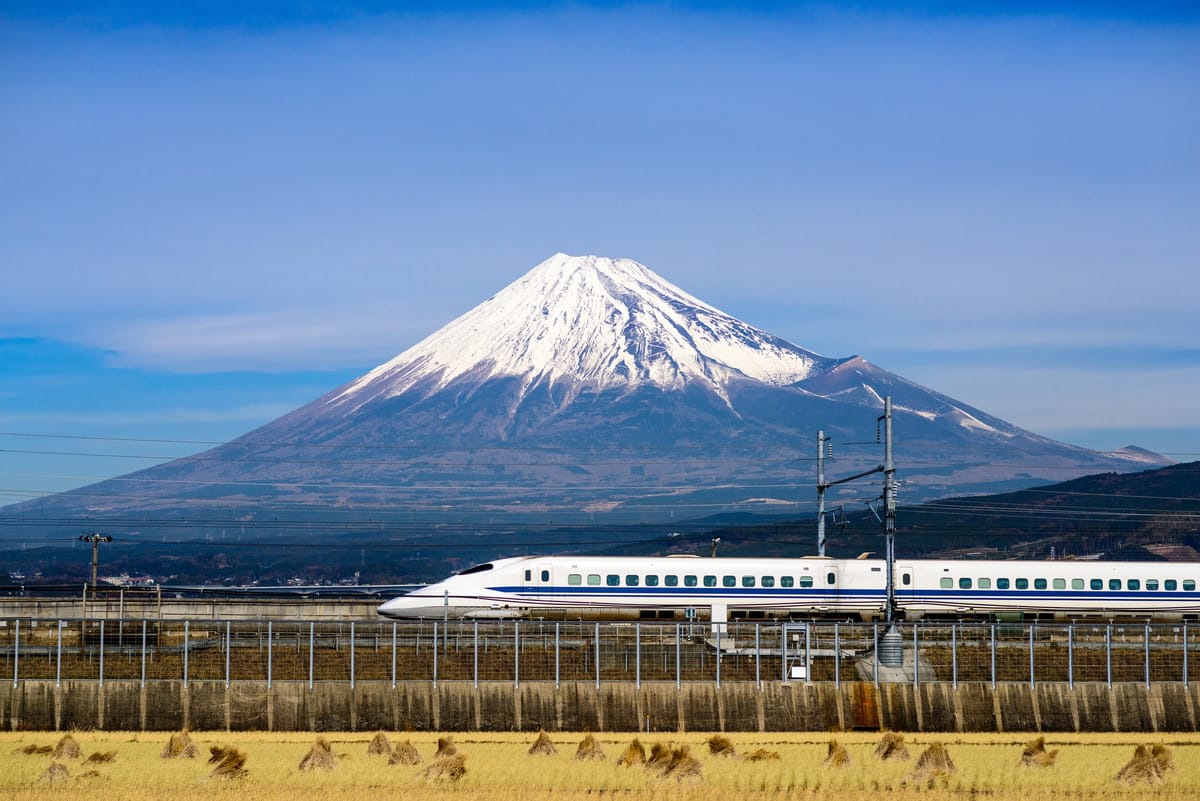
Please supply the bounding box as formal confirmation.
[2,730,1198,800]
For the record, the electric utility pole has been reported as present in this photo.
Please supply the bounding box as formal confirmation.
[79,532,112,590]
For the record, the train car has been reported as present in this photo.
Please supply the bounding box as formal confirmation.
[376,554,1200,624]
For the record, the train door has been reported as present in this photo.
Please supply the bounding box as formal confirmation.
[822,565,839,612]
[897,563,916,604]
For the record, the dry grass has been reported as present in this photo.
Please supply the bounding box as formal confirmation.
[435,735,458,758]
[707,734,737,758]
[207,745,247,780]
[7,730,1200,800]
[388,739,422,766]
[1108,743,1166,786]
[298,736,337,772]
[743,748,781,762]
[574,734,605,761]
[823,739,851,768]
[422,752,467,782]
[52,734,81,760]
[84,750,117,764]
[1020,736,1059,768]
[14,744,53,755]
[874,730,910,760]
[528,730,557,756]
[38,762,69,785]
[646,741,674,773]
[616,739,646,767]
[906,741,957,788]
[366,732,392,757]
[160,731,197,759]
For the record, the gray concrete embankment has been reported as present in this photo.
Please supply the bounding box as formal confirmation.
[2,681,1197,733]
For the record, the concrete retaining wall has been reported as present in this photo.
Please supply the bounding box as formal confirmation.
[2,681,1199,733]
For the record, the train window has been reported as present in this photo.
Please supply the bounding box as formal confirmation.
[997,578,1010,590]
[1034,579,1047,590]
[684,575,698,587]
[587,574,601,586]
[568,574,582,586]
[1072,579,1084,590]
[1091,579,1102,590]
[940,578,952,589]
[1053,578,1066,590]
[1109,579,1120,590]
[723,576,736,588]
[979,578,992,589]
[646,575,659,587]
[1166,580,1178,591]
[607,575,620,587]
[902,573,911,586]
[799,576,814,588]
[525,570,532,582]
[626,575,639,586]
[1128,579,1140,590]
[781,576,794,588]
[827,572,836,585]
[762,576,775,588]
[1147,580,1159,591]
[665,575,678,587]
[1016,579,1029,590]
[959,577,972,589]
[742,576,755,587]
[703,576,717,588]
[1185,580,1196,591]
[541,570,550,582]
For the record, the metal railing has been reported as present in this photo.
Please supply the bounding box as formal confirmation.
[1,618,1195,687]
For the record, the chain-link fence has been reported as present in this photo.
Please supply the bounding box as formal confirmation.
[1,618,1197,686]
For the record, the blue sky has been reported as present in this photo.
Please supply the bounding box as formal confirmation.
[2,2,1198,504]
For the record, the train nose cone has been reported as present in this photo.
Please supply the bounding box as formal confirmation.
[377,594,448,619]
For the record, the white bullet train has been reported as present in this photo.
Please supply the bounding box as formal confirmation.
[376,554,1200,623]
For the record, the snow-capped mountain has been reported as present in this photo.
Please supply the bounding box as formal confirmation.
[331,253,838,411]
[9,253,1170,528]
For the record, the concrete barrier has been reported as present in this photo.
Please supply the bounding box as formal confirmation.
[3,680,1199,733]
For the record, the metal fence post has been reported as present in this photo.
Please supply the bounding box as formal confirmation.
[183,620,189,688]
[872,622,879,687]
[635,623,641,689]
[11,620,18,687]
[473,621,479,689]
[555,622,561,689]
[594,621,600,690]
[833,624,840,688]
[140,620,146,689]
[350,621,357,689]
[1145,624,1151,688]
[990,623,996,689]
[1185,622,1190,688]
[56,620,62,688]
[951,623,957,689]
[1068,623,1074,689]
[913,623,919,688]
[514,621,521,689]
[804,624,811,685]
[1029,623,1035,687]
[675,623,681,690]
[431,622,437,689]
[715,625,722,688]
[98,619,105,687]
[265,621,271,689]
[391,622,397,689]
[757,624,763,689]
[1106,623,1113,688]
[308,622,314,689]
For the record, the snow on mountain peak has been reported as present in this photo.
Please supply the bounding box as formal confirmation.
[331,253,835,409]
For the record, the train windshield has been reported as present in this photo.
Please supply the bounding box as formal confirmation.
[457,562,495,576]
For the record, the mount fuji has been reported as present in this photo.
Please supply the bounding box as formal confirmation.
[11,253,1169,530]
